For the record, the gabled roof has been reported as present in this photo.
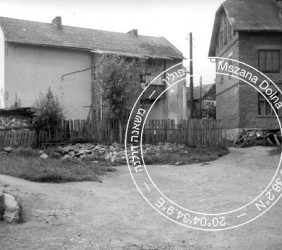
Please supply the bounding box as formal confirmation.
[187,83,215,101]
[0,17,184,60]
[209,0,282,57]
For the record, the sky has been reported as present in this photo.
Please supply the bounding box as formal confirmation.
[0,0,224,85]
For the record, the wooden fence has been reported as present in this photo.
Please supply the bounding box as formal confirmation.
[143,119,222,146]
[0,130,36,148]
[0,118,223,148]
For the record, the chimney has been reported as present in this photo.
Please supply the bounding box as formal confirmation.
[52,16,62,29]
[127,29,138,37]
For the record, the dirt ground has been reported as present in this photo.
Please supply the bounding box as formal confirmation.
[0,146,282,250]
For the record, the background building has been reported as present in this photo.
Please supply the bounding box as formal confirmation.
[0,16,186,122]
[209,0,282,139]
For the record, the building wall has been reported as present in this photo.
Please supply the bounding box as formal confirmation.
[213,11,282,139]
[239,83,280,129]
[5,44,92,119]
[165,60,186,123]
[4,43,186,123]
[238,32,282,129]
[146,59,186,124]
[215,11,240,131]
[0,27,4,108]
[142,59,168,122]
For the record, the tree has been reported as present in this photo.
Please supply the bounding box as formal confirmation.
[32,87,65,141]
[94,55,145,142]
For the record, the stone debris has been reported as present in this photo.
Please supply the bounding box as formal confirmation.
[3,146,13,153]
[34,142,185,164]
[0,142,219,165]
[40,153,49,159]
[234,129,281,148]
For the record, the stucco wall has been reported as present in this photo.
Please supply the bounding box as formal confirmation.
[0,27,4,108]
[5,44,92,119]
[165,60,186,123]
[146,100,167,121]
[144,59,186,124]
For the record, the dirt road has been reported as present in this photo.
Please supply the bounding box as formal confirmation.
[0,146,282,250]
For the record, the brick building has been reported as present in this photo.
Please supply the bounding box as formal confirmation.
[209,0,282,140]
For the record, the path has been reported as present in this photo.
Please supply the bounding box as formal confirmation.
[0,146,281,249]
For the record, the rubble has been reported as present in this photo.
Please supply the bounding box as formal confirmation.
[3,147,12,153]
[0,142,227,165]
[234,129,281,148]
[39,142,187,164]
[39,153,48,159]
[52,143,128,163]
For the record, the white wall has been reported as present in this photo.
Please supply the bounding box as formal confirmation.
[5,44,92,119]
[0,27,5,108]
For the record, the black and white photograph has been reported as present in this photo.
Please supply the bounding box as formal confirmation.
[0,0,282,249]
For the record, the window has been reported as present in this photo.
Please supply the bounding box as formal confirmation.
[258,90,281,116]
[258,50,280,73]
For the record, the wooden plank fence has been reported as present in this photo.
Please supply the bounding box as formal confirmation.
[0,130,36,148]
[0,118,223,148]
[143,119,222,147]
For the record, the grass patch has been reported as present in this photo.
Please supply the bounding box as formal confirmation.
[0,153,114,183]
[143,146,228,165]
[13,147,40,158]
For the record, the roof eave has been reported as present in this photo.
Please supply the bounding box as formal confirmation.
[208,4,225,57]
[6,40,93,52]
[91,49,182,60]
[5,40,183,60]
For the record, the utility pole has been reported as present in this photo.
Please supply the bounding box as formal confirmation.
[199,76,202,119]
[189,32,194,119]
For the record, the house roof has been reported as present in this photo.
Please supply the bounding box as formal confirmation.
[187,83,215,102]
[0,107,33,117]
[0,16,184,60]
[209,0,282,57]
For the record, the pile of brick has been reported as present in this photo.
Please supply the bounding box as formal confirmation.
[234,129,281,148]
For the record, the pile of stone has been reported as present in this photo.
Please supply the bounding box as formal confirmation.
[234,129,281,148]
[0,142,188,164]
[39,142,183,163]
[40,143,128,163]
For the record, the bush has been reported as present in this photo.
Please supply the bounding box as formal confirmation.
[32,87,65,140]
